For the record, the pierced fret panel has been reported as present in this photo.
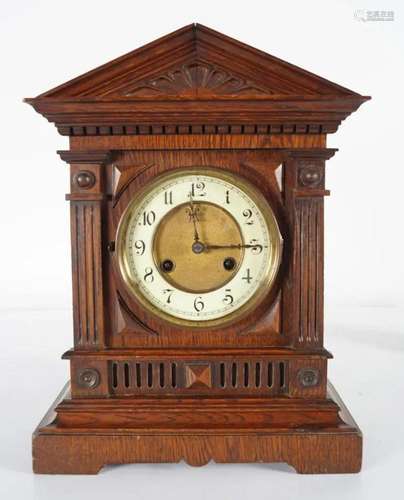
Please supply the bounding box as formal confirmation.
[111,361,178,394]
[109,360,288,396]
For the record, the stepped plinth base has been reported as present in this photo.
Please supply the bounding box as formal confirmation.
[33,381,362,474]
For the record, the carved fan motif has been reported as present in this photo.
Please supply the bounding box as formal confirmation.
[122,62,270,97]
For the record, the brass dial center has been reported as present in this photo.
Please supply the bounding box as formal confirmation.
[192,241,205,254]
[153,202,244,293]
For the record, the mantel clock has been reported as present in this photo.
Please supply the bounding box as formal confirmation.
[26,24,369,474]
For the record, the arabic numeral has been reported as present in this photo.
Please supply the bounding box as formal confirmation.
[164,191,173,205]
[191,181,206,197]
[142,211,156,226]
[134,240,145,255]
[163,289,174,303]
[242,209,254,225]
[223,289,234,305]
[249,239,263,254]
[193,296,205,312]
[242,268,253,284]
[144,267,154,283]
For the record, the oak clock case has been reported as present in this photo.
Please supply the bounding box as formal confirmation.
[26,23,370,474]
[115,168,283,328]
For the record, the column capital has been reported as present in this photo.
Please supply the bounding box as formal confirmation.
[57,150,112,165]
[285,148,338,161]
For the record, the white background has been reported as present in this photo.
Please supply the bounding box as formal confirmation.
[1,0,403,498]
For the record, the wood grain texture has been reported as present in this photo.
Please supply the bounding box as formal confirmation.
[70,202,104,347]
[295,198,324,345]
[33,381,362,474]
[70,134,326,150]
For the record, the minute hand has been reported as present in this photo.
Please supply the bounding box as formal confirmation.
[205,243,263,251]
[187,193,200,242]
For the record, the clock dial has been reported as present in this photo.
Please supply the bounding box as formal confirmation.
[117,169,282,327]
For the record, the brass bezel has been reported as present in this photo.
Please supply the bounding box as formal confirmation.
[116,167,283,328]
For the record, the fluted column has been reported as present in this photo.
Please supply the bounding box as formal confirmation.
[59,150,111,350]
[282,149,336,349]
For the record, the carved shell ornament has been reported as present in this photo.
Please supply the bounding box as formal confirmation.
[122,62,270,97]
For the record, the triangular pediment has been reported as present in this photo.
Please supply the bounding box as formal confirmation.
[33,24,364,100]
[25,24,369,136]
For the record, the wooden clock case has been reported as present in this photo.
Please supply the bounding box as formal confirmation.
[26,24,369,474]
